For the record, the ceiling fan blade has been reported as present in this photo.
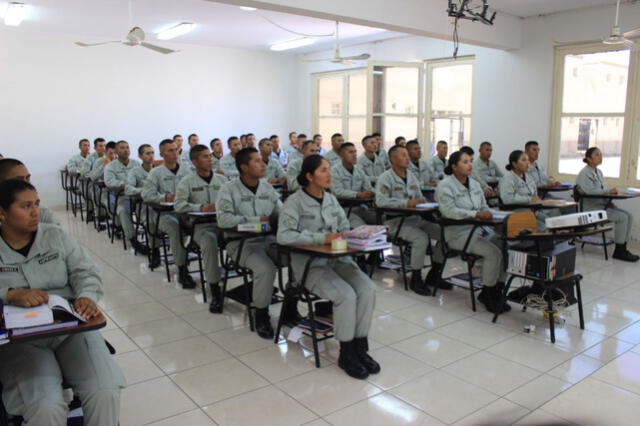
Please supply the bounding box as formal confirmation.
[75,41,121,47]
[302,58,334,62]
[623,28,640,38]
[339,53,371,61]
[140,42,178,54]
[622,39,638,50]
[339,60,355,66]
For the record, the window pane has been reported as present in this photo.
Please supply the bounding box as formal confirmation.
[318,118,342,145]
[348,74,367,115]
[562,50,630,114]
[431,64,473,114]
[430,117,471,153]
[372,116,418,145]
[558,116,623,178]
[318,76,343,116]
[348,117,366,153]
[373,67,419,114]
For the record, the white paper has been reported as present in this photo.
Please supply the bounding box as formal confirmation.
[287,326,304,343]
[416,202,439,209]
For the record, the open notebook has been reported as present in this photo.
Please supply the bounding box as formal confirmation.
[3,294,87,336]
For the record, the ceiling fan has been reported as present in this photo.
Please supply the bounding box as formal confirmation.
[304,22,371,65]
[75,26,178,54]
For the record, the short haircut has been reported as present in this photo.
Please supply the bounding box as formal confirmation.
[479,141,492,149]
[246,133,254,138]
[288,131,297,138]
[437,140,448,147]
[79,138,89,147]
[189,144,209,161]
[0,179,36,211]
[209,138,220,148]
[116,140,128,147]
[405,140,420,149]
[93,137,105,147]
[227,136,239,147]
[269,134,278,140]
[172,134,182,141]
[313,134,321,140]
[339,142,355,152]
[105,141,117,151]
[525,140,539,150]
[258,138,270,147]
[331,133,343,142]
[361,135,371,144]
[138,144,152,155]
[371,132,381,138]
[236,147,259,172]
[460,146,474,156]
[159,139,174,150]
[301,140,315,151]
[298,133,307,139]
[395,136,406,145]
[0,158,25,182]
[188,133,198,141]
[388,145,405,159]
[240,134,246,139]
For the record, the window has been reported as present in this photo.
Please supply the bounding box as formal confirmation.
[549,45,640,184]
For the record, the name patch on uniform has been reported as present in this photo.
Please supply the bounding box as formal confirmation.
[241,196,253,202]
[0,267,18,273]
[301,214,315,220]
[192,187,205,192]
[258,195,270,200]
[38,253,59,265]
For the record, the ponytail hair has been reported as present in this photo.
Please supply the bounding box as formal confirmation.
[505,150,525,171]
[297,154,326,187]
[444,150,465,175]
[583,147,599,164]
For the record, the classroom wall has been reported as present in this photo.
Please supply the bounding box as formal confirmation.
[0,27,298,207]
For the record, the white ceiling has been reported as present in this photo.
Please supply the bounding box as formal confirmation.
[490,0,620,18]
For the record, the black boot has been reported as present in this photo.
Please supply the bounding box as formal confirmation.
[209,283,222,314]
[410,270,431,296]
[613,244,640,262]
[477,285,504,314]
[354,337,381,374]
[338,341,369,379]
[425,263,452,290]
[494,282,511,312]
[130,238,150,256]
[178,266,196,289]
[149,248,161,269]
[254,308,274,339]
[281,296,303,324]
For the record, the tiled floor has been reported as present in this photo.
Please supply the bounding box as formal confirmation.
[55,207,640,425]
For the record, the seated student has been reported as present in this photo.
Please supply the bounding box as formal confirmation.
[258,138,286,185]
[287,140,320,192]
[372,132,390,169]
[246,133,257,148]
[269,134,288,167]
[240,134,248,149]
[288,133,307,165]
[210,138,224,172]
[0,159,61,226]
[426,140,448,183]
[323,133,344,167]
[277,155,380,379]
[524,140,559,190]
[437,151,510,313]
[173,134,189,168]
[67,138,91,174]
[104,140,149,255]
[217,148,298,337]
[376,145,445,296]
[357,135,386,186]
[0,179,125,425]
[284,131,299,157]
[406,139,435,186]
[577,147,639,262]
[331,142,376,228]
[460,145,474,160]
[472,141,503,198]
[84,138,106,175]
[141,139,196,288]
[395,136,406,147]
[219,136,242,180]
[313,134,327,156]
[175,145,226,310]
[88,141,117,214]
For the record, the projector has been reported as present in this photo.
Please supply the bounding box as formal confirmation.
[545,210,608,229]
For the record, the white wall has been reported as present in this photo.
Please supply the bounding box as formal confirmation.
[0,28,298,207]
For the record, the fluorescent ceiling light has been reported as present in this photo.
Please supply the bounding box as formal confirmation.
[239,7,257,11]
[4,2,30,27]
[270,38,314,51]
[156,22,196,40]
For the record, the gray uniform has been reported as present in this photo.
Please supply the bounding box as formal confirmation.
[376,169,443,270]
[0,224,124,426]
[376,149,391,169]
[499,170,557,230]
[211,154,223,173]
[87,158,111,213]
[40,206,61,226]
[84,152,100,175]
[408,159,434,185]
[526,161,550,188]
[472,158,503,190]
[437,175,506,287]
[66,154,90,175]
[271,150,288,167]
[175,172,226,284]
[426,156,447,182]
[125,164,153,233]
[219,153,239,180]
[277,190,376,342]
[216,179,282,309]
[178,148,193,171]
[331,162,376,228]
[324,150,341,168]
[576,165,632,244]
[141,164,191,264]
[357,153,386,186]
[104,159,141,240]
[286,158,303,193]
[288,150,303,165]
[264,158,285,182]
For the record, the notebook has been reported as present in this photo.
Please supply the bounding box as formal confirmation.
[3,294,87,334]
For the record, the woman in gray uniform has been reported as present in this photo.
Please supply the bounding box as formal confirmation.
[0,180,124,425]
[277,155,380,380]
[576,147,638,262]
[437,151,509,313]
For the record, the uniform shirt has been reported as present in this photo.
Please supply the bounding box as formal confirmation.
[286,158,303,192]
[211,153,224,172]
[288,149,303,165]
[324,150,341,168]
[125,165,150,197]
[83,152,100,175]
[174,172,226,213]
[375,168,422,208]
[0,223,102,303]
[67,154,90,174]
[576,165,610,210]
[264,158,285,181]
[178,148,191,169]
[40,206,61,226]
[376,149,391,169]
[104,158,140,189]
[408,159,434,185]
[141,164,191,204]
[270,149,288,167]
[219,153,239,180]
[526,161,550,188]
[331,162,373,198]
[357,153,386,185]
[499,170,537,205]
[437,175,490,246]
[472,157,503,190]
[426,156,447,182]
[87,157,109,181]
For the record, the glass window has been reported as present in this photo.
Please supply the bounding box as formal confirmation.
[318,76,343,116]
[348,74,367,115]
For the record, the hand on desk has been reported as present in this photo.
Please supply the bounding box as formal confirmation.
[531,196,542,203]
[357,190,375,199]
[475,211,493,221]
[483,187,495,198]
[165,193,176,202]
[609,188,618,195]
[324,232,343,244]
[407,198,427,208]
[6,288,49,308]
[74,297,100,319]
[201,203,216,212]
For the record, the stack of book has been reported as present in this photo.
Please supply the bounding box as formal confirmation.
[2,295,87,337]
[343,225,391,251]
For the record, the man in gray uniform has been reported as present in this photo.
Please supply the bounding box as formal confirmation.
[372,132,390,169]
[426,140,448,183]
[323,133,344,168]
[142,139,196,288]
[66,138,91,174]
[217,147,289,338]
[331,142,376,228]
[286,140,319,192]
[472,141,503,198]
[126,144,156,261]
[0,179,125,425]
[406,139,435,185]
[357,135,386,186]
[175,145,226,312]
[259,138,285,185]
[287,134,307,165]
[376,145,444,296]
[88,141,117,216]
[219,136,242,180]
[104,140,148,254]
[269,134,288,167]
[210,138,224,173]
[84,138,106,176]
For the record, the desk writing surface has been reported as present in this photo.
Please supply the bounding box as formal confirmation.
[279,244,362,258]
[507,225,613,241]
[5,312,107,343]
[188,211,217,216]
